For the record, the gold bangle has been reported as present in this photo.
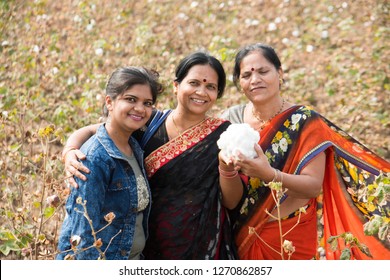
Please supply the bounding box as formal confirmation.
[278,169,283,183]
[268,168,278,183]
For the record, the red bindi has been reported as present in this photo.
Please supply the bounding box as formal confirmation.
[203,78,207,82]
[251,67,255,71]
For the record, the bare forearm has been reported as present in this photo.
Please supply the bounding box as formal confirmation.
[220,175,244,209]
[268,152,326,199]
[65,124,101,149]
[218,161,244,209]
[62,124,100,187]
[276,172,322,198]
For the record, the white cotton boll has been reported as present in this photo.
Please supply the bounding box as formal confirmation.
[268,22,277,31]
[321,30,329,39]
[51,67,59,75]
[95,48,103,56]
[217,123,260,160]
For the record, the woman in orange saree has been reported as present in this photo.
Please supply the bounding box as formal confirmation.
[222,43,390,260]
[235,105,389,259]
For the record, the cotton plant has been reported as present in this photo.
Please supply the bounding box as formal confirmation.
[217,123,260,161]
[218,123,304,260]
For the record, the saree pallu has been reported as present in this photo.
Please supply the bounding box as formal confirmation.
[143,117,237,259]
[236,105,390,260]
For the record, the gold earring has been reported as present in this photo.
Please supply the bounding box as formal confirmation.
[279,78,283,85]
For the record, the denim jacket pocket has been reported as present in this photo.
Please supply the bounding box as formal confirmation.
[108,179,131,191]
[107,171,136,191]
[106,177,138,215]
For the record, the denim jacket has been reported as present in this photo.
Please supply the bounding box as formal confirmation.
[56,124,151,260]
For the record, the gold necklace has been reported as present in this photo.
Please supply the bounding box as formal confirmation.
[171,113,206,145]
[171,113,184,138]
[252,98,286,129]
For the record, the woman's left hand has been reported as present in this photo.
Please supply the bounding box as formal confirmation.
[218,151,235,170]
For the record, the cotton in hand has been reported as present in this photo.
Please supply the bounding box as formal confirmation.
[217,123,260,160]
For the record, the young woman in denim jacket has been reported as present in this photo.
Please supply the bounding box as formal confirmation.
[56,67,163,260]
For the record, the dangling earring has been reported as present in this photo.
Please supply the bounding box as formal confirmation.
[279,78,284,85]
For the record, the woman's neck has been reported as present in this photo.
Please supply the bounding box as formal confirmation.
[171,108,207,131]
[251,97,285,121]
[245,97,294,130]
[166,108,207,140]
[105,123,133,156]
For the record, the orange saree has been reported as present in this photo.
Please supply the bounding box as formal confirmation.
[235,105,390,260]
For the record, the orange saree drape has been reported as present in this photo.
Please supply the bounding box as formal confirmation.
[235,105,390,260]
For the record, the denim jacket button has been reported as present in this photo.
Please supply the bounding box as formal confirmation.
[121,250,127,256]
[116,182,122,189]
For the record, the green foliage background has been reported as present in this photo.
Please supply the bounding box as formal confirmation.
[0,0,389,259]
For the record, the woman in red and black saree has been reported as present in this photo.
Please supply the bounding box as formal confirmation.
[221,43,390,260]
[138,111,236,259]
[135,52,245,259]
[62,52,245,259]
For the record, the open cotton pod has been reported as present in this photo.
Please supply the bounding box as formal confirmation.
[217,123,260,160]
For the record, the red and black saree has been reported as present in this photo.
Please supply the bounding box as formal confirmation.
[140,113,237,259]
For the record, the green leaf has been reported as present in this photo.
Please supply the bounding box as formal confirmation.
[10,143,22,152]
[32,201,41,208]
[0,230,16,241]
[327,88,335,96]
[340,248,351,260]
[0,240,20,256]
[357,243,373,258]
[43,206,55,218]
[327,236,339,252]
[378,223,389,241]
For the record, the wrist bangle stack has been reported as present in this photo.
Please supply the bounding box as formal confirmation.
[270,168,278,183]
[277,169,283,183]
[218,166,238,179]
[267,168,284,184]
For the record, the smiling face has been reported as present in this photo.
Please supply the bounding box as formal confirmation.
[106,84,154,136]
[174,64,219,117]
[239,51,283,104]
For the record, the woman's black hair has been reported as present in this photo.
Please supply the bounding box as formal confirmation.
[175,51,226,98]
[232,43,282,89]
[103,66,163,117]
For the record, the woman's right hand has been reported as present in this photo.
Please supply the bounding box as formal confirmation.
[64,149,90,188]
[233,144,274,182]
